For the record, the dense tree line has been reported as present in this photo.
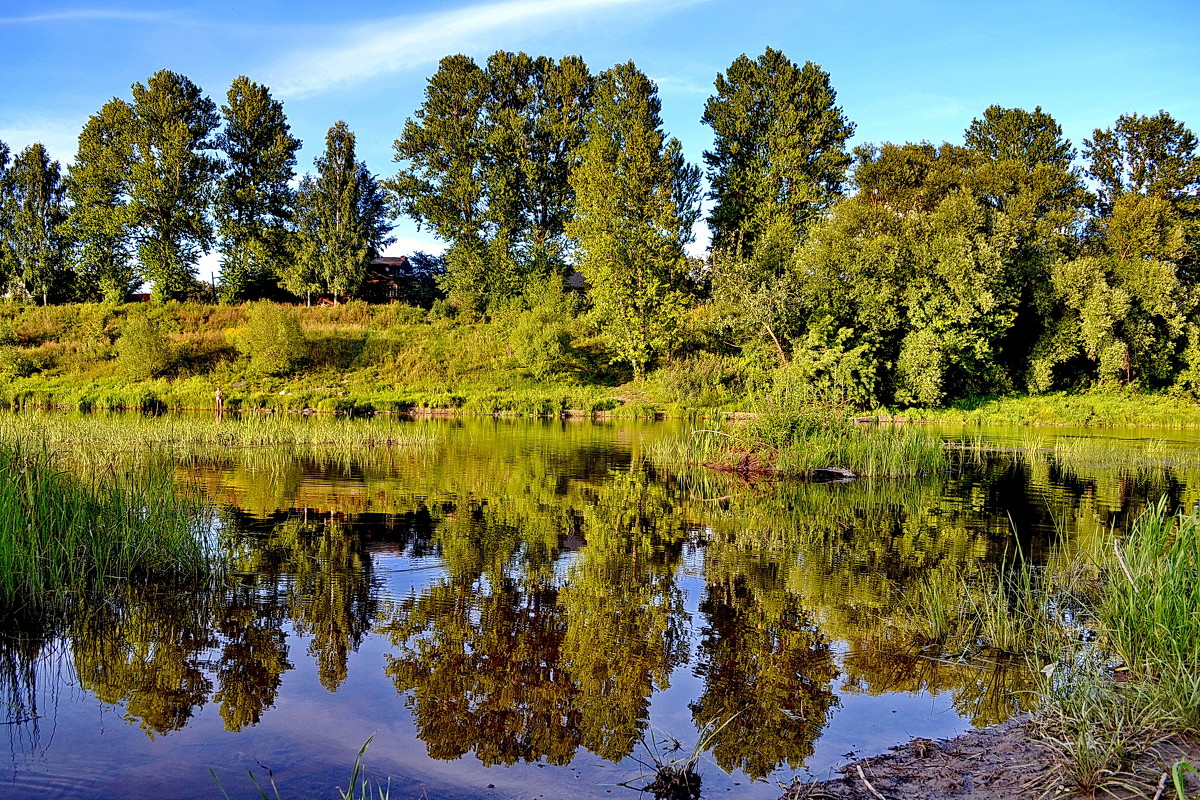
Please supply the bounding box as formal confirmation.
[1,70,394,305]
[1,53,1197,402]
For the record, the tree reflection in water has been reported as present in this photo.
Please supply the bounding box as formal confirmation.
[1,422,1192,793]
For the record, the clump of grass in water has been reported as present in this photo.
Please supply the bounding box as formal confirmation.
[0,444,211,620]
[212,737,391,800]
[619,716,736,800]
[649,404,945,478]
[1100,497,1200,734]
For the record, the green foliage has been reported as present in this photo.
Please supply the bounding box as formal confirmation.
[566,61,701,379]
[389,51,591,312]
[126,70,223,300]
[1,143,69,304]
[117,314,175,378]
[215,76,301,302]
[702,48,855,255]
[964,104,1076,168]
[235,302,306,376]
[0,445,211,619]
[288,122,392,304]
[64,99,140,303]
[0,347,42,378]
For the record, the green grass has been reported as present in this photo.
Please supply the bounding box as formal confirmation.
[648,406,947,477]
[900,498,1200,797]
[0,411,443,470]
[918,389,1200,428]
[0,444,212,620]
[1100,497,1200,735]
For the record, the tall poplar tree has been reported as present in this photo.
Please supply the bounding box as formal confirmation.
[390,52,591,312]
[0,141,11,287]
[215,76,301,302]
[566,61,701,379]
[288,121,393,304]
[702,48,855,258]
[2,143,68,304]
[964,105,1076,168]
[65,98,139,303]
[126,70,222,300]
[962,105,1087,387]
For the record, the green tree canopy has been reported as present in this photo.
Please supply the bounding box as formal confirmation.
[964,105,1076,168]
[215,76,301,302]
[64,98,139,303]
[288,121,393,304]
[126,70,223,300]
[566,61,701,380]
[389,52,592,313]
[0,143,68,304]
[702,48,855,257]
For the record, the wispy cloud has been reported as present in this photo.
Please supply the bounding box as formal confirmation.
[0,9,179,25]
[269,0,702,98]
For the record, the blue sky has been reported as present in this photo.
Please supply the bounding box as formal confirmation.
[2,0,1198,272]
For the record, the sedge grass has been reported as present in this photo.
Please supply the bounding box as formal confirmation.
[1099,498,1200,734]
[0,444,212,620]
[649,410,946,478]
[0,412,442,472]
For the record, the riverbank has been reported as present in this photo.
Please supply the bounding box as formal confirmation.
[785,718,1200,800]
[8,301,1200,426]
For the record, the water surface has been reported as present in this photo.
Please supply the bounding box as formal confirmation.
[3,417,1196,799]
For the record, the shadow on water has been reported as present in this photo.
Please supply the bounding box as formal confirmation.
[1,416,1197,797]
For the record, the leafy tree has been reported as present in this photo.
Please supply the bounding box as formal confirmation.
[702,50,853,364]
[389,52,591,312]
[125,70,223,300]
[964,105,1076,168]
[1020,112,1200,389]
[0,141,10,283]
[702,48,855,257]
[788,143,1024,405]
[566,61,701,380]
[64,99,139,303]
[1,143,69,304]
[288,122,393,304]
[215,76,301,302]
[1084,110,1200,218]
[963,106,1087,387]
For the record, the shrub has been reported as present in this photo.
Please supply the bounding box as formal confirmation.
[0,348,42,379]
[511,307,576,379]
[235,302,307,376]
[117,316,175,379]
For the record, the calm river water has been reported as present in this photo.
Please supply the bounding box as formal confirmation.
[3,417,1198,799]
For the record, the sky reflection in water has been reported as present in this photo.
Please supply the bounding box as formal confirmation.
[3,417,1196,799]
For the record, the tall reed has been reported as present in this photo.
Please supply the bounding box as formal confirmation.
[0,444,212,619]
[649,408,945,478]
[1100,497,1200,733]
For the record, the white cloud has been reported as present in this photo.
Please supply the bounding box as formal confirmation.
[268,0,702,98]
[0,9,178,25]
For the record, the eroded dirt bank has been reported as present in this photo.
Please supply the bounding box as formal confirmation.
[780,718,1200,800]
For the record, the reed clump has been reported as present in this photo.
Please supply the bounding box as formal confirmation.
[650,405,946,478]
[904,499,1200,797]
[0,445,212,620]
[1099,497,1200,734]
[0,412,442,471]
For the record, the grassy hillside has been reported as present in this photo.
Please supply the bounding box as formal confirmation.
[0,300,757,417]
[7,299,1200,427]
